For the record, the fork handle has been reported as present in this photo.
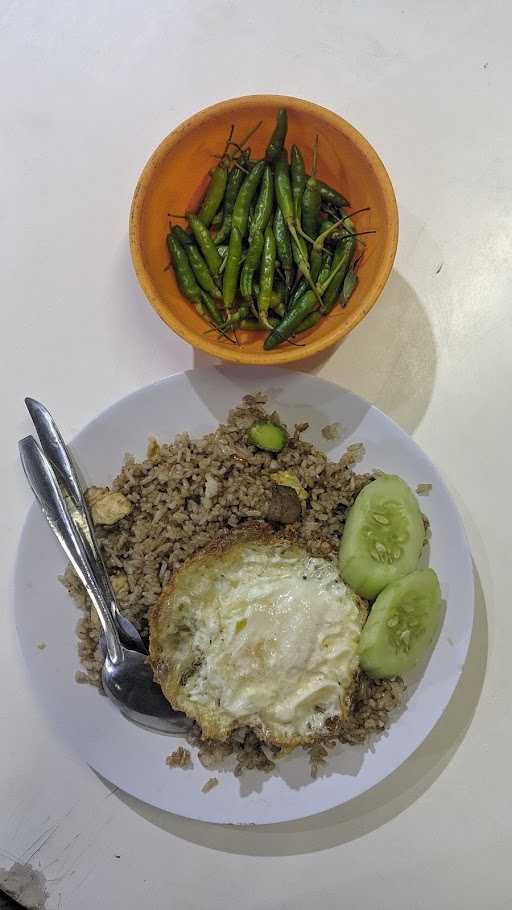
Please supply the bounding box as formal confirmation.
[25,398,84,504]
[19,435,124,666]
[25,398,121,610]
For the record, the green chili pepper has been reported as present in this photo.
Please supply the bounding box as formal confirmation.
[290,229,309,270]
[170,225,193,247]
[275,153,306,265]
[240,228,264,300]
[188,213,222,278]
[295,311,322,334]
[274,250,330,337]
[250,165,274,238]
[274,151,322,306]
[288,277,307,309]
[274,150,294,222]
[253,283,284,311]
[318,250,333,287]
[273,288,285,312]
[211,208,224,228]
[312,214,347,253]
[302,177,322,238]
[303,178,350,210]
[321,234,355,311]
[291,145,306,222]
[265,108,288,164]
[264,289,318,350]
[223,303,249,328]
[166,233,203,312]
[257,225,277,329]
[317,180,350,210]
[273,300,285,318]
[214,151,249,245]
[200,290,224,325]
[223,226,243,309]
[322,215,339,230]
[325,227,349,244]
[310,246,322,283]
[341,260,359,306]
[273,208,293,291]
[311,245,333,286]
[344,216,356,235]
[232,160,265,239]
[197,165,228,227]
[309,215,360,290]
[302,137,321,239]
[183,240,223,299]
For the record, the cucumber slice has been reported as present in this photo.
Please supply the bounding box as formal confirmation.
[359,569,443,678]
[339,474,425,599]
[247,421,288,453]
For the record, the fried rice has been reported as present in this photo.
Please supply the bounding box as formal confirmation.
[61,393,404,776]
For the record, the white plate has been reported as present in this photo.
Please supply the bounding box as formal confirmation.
[14,367,474,825]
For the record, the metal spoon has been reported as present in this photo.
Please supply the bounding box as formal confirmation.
[19,434,189,735]
[24,397,145,655]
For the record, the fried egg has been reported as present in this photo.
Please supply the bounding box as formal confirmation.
[149,532,366,748]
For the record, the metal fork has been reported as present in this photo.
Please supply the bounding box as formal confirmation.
[24,398,145,654]
[19,401,189,733]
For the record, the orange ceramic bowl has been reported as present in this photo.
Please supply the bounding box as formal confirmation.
[129,95,398,365]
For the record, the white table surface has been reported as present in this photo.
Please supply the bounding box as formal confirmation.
[1,1,509,907]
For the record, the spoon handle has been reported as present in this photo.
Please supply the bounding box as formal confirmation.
[19,435,124,665]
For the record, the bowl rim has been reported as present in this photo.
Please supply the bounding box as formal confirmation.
[129,93,399,365]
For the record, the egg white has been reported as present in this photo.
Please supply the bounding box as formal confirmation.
[150,532,366,747]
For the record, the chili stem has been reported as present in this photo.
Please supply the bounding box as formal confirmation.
[288,223,323,306]
[236,120,263,150]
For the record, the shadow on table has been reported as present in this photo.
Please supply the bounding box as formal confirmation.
[119,237,436,438]
[115,560,487,855]
[192,270,437,435]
